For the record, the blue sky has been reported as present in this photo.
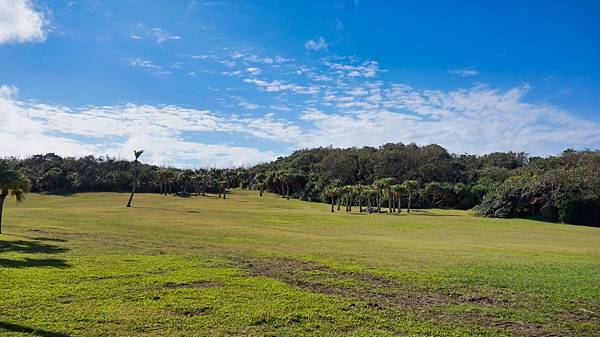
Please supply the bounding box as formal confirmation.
[1,0,599,167]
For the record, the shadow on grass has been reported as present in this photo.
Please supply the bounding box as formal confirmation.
[0,258,70,268]
[0,321,70,337]
[0,240,69,254]
[0,239,70,268]
[30,237,68,243]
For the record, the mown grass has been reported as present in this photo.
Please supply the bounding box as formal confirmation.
[1,191,599,336]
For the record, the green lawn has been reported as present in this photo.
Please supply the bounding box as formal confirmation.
[1,191,599,336]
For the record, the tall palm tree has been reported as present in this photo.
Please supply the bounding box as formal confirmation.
[403,180,419,213]
[156,168,170,195]
[323,187,337,212]
[0,163,31,234]
[372,179,386,213]
[126,150,144,208]
[191,173,203,196]
[354,184,364,213]
[363,188,377,214]
[374,178,395,213]
[342,185,353,212]
[254,173,266,197]
[392,184,408,213]
[219,179,228,199]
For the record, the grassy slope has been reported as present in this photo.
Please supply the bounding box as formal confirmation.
[1,191,599,337]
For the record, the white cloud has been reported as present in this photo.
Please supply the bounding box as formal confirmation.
[246,67,262,75]
[328,60,379,78]
[130,24,182,44]
[244,78,320,95]
[0,85,282,167]
[128,58,171,75]
[305,37,328,51]
[299,84,600,155]
[243,54,292,64]
[151,28,182,43]
[238,100,260,110]
[0,0,47,44]
[450,68,479,77]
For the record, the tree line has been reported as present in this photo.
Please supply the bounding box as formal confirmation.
[1,143,599,227]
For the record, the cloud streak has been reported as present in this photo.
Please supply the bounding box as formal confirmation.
[305,37,328,51]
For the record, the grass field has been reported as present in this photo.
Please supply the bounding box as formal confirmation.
[1,191,599,337]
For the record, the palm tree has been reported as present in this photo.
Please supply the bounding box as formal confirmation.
[219,180,228,199]
[0,163,31,234]
[191,173,203,196]
[403,180,419,213]
[254,172,266,197]
[342,185,354,212]
[323,187,337,212]
[363,188,377,214]
[392,184,408,213]
[354,184,364,213]
[372,179,386,213]
[126,150,144,208]
[373,178,395,213]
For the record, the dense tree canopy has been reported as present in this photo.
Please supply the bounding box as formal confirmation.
[2,143,598,226]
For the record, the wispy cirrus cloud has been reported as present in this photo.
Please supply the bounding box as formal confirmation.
[130,24,182,44]
[305,37,328,51]
[297,83,600,155]
[244,78,320,95]
[127,58,171,75]
[450,68,479,77]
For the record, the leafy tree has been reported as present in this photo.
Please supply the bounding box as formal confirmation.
[425,181,450,207]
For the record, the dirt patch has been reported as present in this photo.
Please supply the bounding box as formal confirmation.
[237,256,460,309]
[234,256,588,337]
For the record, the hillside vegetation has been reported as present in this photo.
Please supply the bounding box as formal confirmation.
[1,191,599,336]
[4,144,600,226]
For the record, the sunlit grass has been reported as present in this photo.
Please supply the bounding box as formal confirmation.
[1,191,599,336]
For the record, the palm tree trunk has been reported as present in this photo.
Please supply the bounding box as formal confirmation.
[358,197,362,213]
[407,193,412,213]
[337,198,341,211]
[349,196,352,212]
[0,193,6,235]
[259,187,263,197]
[388,193,392,213]
[286,184,290,200]
[398,197,401,213]
[377,194,381,213]
[331,197,334,212]
[368,198,372,214]
[126,160,138,207]
[345,194,349,212]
